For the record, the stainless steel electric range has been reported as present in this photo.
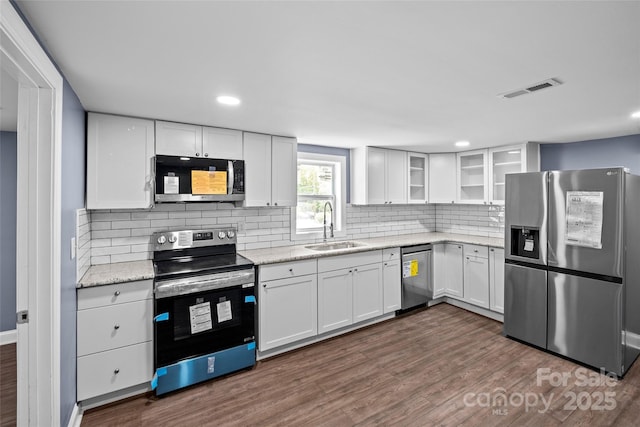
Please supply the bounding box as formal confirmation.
[151,228,256,395]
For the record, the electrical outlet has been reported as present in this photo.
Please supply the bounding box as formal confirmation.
[237,221,245,233]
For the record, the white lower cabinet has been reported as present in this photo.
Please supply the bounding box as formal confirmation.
[317,250,383,334]
[318,268,353,333]
[382,248,401,313]
[443,243,464,298]
[76,280,153,402]
[489,247,505,313]
[258,260,318,351]
[463,245,489,308]
[352,263,383,322]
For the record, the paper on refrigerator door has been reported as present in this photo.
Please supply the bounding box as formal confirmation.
[189,301,213,334]
[565,191,604,249]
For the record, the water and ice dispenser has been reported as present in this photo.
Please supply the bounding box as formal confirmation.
[510,227,540,260]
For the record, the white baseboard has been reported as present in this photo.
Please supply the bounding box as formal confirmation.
[67,403,82,427]
[627,331,640,350]
[0,329,17,345]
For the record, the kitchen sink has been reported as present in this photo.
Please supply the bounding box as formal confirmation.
[305,241,366,252]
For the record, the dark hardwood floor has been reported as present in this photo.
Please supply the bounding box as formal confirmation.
[82,304,640,426]
[0,343,16,427]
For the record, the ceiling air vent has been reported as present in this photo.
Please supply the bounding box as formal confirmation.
[499,78,563,99]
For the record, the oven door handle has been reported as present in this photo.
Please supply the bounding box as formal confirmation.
[155,270,256,299]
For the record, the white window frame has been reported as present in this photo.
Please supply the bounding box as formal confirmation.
[291,152,347,241]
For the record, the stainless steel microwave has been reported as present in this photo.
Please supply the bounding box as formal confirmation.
[154,155,245,202]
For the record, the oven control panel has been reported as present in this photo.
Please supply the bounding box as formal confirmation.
[152,228,237,250]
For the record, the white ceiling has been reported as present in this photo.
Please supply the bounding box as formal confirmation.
[15,0,640,152]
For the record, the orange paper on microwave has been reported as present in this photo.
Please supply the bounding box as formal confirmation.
[191,170,227,195]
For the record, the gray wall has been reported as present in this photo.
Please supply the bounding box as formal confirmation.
[540,134,640,173]
[59,80,85,425]
[0,131,17,333]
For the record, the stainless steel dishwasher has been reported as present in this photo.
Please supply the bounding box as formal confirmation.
[401,244,433,310]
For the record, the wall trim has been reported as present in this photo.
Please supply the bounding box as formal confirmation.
[66,403,81,427]
[0,329,17,345]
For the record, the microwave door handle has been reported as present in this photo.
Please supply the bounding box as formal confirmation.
[228,160,234,195]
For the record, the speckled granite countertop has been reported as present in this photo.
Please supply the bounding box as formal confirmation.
[241,232,504,265]
[78,260,154,288]
[78,232,503,287]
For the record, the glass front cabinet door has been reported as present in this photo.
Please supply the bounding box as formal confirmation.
[456,150,488,204]
[488,146,526,204]
[407,152,428,203]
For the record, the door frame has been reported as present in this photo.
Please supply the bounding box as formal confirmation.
[1,1,63,425]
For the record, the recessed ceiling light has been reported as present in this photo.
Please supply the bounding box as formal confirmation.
[216,95,241,106]
[455,140,470,147]
[632,111,640,119]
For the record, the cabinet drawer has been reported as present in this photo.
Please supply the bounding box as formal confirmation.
[260,259,317,281]
[77,341,153,401]
[463,244,488,259]
[77,299,153,356]
[318,250,382,273]
[383,248,400,262]
[77,280,153,310]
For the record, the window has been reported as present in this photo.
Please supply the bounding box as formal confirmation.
[292,152,347,239]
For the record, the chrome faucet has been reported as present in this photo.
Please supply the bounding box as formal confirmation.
[323,201,334,242]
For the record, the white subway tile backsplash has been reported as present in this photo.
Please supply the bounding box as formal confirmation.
[84,202,504,266]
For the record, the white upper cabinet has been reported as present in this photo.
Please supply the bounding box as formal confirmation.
[428,153,457,204]
[385,149,407,204]
[244,133,297,207]
[457,149,489,204]
[271,136,297,207]
[352,147,407,205]
[155,121,202,157]
[87,113,155,209]
[202,126,243,159]
[243,132,272,206]
[488,143,539,204]
[156,120,242,159]
[408,152,429,204]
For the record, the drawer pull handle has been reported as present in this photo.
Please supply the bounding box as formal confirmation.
[114,324,120,330]
[114,291,121,297]
[114,369,120,375]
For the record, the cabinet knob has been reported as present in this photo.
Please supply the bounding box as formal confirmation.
[274,202,278,206]
[114,291,120,297]
[204,153,208,157]
[195,153,200,157]
[349,270,353,273]
[490,248,494,252]
[474,249,478,253]
[389,201,392,204]
[354,268,358,272]
[263,284,267,288]
[289,268,293,273]
[114,369,120,375]
[114,324,120,330]
[266,202,270,206]
[384,263,388,266]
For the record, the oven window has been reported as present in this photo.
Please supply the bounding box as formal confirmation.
[172,288,242,341]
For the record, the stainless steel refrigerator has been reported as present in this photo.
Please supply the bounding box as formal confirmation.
[504,168,640,376]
